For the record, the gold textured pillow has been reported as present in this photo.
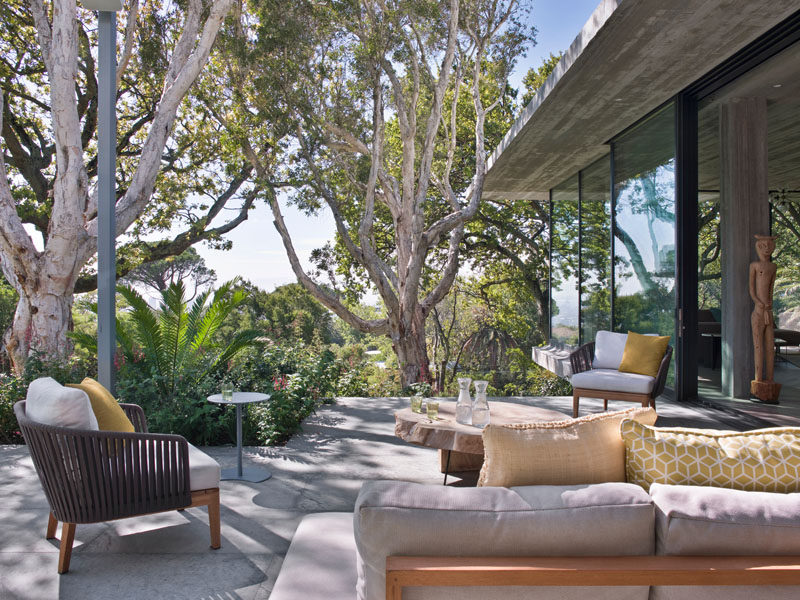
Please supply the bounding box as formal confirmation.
[621,419,800,492]
[478,406,658,487]
[67,377,134,432]
[618,331,670,377]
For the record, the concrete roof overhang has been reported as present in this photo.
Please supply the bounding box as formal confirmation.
[483,0,800,201]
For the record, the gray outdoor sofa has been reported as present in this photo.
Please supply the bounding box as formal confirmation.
[269,480,800,600]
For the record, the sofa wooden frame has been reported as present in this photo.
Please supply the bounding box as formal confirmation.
[569,341,673,418]
[386,555,800,599]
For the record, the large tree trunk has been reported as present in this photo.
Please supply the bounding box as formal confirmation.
[391,307,432,389]
[0,0,233,373]
[5,279,76,373]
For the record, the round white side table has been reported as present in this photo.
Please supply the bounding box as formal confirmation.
[208,391,271,482]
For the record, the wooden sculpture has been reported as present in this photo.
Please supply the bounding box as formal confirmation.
[749,234,781,403]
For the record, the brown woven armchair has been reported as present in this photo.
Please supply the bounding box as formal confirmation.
[569,341,673,418]
[14,400,221,574]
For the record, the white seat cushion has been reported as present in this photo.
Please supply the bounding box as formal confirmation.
[592,331,629,369]
[26,377,99,430]
[187,443,220,491]
[572,369,655,395]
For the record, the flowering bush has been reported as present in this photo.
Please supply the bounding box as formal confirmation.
[232,343,348,445]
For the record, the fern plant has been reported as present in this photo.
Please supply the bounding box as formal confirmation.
[72,280,261,398]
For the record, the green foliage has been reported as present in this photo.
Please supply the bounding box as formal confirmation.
[0,1,258,295]
[219,282,336,346]
[521,52,563,105]
[116,363,232,445]
[438,349,572,398]
[122,247,216,299]
[72,280,262,400]
[231,343,348,445]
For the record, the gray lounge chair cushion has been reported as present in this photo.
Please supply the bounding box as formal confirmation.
[187,444,221,491]
[354,480,653,600]
[571,368,656,394]
[650,483,800,600]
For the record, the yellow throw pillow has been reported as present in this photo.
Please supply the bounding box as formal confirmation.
[618,331,670,377]
[478,406,657,487]
[621,419,800,492]
[67,378,135,432]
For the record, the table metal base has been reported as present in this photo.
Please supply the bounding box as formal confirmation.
[220,467,272,483]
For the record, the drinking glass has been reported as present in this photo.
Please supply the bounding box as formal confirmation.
[221,383,234,402]
[411,395,423,413]
[426,401,439,420]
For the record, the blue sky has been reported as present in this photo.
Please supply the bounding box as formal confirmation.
[197,0,602,292]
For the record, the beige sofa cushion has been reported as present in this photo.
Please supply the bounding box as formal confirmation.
[354,480,653,600]
[270,513,357,600]
[650,483,800,600]
[478,406,657,487]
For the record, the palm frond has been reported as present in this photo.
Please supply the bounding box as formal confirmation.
[203,329,263,378]
[117,285,167,379]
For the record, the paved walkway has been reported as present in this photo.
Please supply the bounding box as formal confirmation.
[0,395,733,599]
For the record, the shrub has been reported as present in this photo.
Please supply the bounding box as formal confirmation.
[115,362,233,445]
[234,343,345,445]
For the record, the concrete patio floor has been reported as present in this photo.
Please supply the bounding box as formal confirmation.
[0,395,744,599]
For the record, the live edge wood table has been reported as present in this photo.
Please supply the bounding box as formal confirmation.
[395,401,569,484]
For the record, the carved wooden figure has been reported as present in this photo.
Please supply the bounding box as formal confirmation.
[749,234,781,403]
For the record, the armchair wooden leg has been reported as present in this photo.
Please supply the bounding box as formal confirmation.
[58,522,76,574]
[572,393,580,418]
[46,512,57,540]
[603,399,608,412]
[208,489,221,550]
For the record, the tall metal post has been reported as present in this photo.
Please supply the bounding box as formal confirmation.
[97,11,117,393]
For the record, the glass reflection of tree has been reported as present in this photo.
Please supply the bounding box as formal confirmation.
[551,199,579,344]
[581,195,611,340]
[614,163,676,336]
[771,191,800,326]
[698,195,721,309]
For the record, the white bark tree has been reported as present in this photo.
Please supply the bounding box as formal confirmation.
[231,0,532,387]
[0,0,233,372]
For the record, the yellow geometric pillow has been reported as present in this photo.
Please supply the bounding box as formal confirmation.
[618,331,670,377]
[621,419,800,492]
[67,377,134,432]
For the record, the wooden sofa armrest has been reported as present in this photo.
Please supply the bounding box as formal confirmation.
[386,555,800,599]
[651,345,673,399]
[569,341,595,375]
[120,402,148,433]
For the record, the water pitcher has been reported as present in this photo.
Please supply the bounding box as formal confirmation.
[455,377,472,425]
[471,380,490,428]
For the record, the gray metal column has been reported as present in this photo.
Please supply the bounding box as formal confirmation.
[97,11,117,393]
[719,98,769,399]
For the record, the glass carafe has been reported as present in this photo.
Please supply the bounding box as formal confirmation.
[455,377,472,425]
[471,380,490,428]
